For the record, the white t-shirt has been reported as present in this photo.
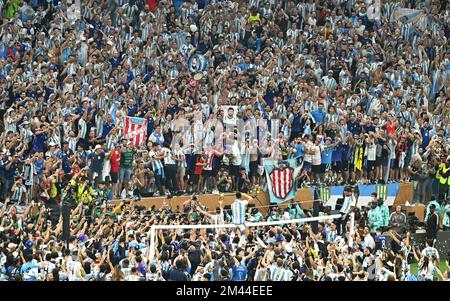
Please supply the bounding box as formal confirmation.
[231,143,242,166]
[66,260,84,281]
[364,234,375,250]
[161,147,176,165]
[365,143,377,161]
[125,274,142,281]
[311,144,322,165]
[303,142,313,163]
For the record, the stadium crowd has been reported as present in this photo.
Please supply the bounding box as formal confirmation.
[0,0,449,281]
[0,190,449,281]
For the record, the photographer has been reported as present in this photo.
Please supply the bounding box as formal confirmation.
[389,206,407,234]
[443,197,450,231]
[236,167,252,193]
[408,155,429,204]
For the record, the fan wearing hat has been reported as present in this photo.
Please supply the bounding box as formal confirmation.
[46,141,59,159]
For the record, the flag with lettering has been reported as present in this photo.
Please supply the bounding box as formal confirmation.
[124,116,148,146]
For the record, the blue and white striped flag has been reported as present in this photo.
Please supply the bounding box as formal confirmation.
[109,100,121,124]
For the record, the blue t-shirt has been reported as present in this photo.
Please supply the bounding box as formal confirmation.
[264,88,276,108]
[294,144,304,157]
[375,235,387,250]
[332,142,343,162]
[311,109,326,125]
[347,120,361,135]
[32,133,47,153]
[33,158,45,175]
[421,127,431,148]
[321,146,334,165]
[291,114,301,132]
[232,264,247,281]
[20,262,40,281]
[101,122,115,139]
[342,144,351,162]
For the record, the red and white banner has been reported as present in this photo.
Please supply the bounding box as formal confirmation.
[124,116,148,146]
[269,167,294,199]
[264,157,303,203]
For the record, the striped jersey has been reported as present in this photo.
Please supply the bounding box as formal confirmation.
[149,150,164,175]
[174,149,187,168]
[340,195,356,215]
[161,147,176,165]
[11,185,27,202]
[231,199,248,225]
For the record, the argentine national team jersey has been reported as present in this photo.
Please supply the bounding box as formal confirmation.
[231,199,247,225]
[421,247,439,259]
[375,235,391,251]
[232,264,247,281]
[340,195,356,215]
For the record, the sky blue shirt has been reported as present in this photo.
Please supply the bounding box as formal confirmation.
[294,144,304,157]
[321,146,334,164]
[311,109,326,124]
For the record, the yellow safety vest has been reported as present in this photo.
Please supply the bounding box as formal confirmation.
[248,14,260,24]
[436,164,449,185]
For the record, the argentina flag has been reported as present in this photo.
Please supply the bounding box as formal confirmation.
[109,100,121,124]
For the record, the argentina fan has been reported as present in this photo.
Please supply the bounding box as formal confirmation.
[0,0,449,285]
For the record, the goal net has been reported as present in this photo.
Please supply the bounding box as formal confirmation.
[148,213,345,262]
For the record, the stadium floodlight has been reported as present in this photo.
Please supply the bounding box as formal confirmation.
[149,214,343,263]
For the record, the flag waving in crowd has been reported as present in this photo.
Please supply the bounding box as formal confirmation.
[264,157,303,204]
[124,116,148,147]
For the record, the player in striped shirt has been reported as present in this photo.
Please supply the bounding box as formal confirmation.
[231,192,253,229]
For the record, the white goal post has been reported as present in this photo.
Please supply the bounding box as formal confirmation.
[148,214,344,263]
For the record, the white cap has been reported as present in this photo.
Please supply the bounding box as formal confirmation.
[48,142,56,147]
[94,144,102,151]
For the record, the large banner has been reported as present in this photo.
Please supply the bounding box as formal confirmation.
[318,183,400,209]
[390,8,427,28]
[264,157,303,204]
[124,116,148,146]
